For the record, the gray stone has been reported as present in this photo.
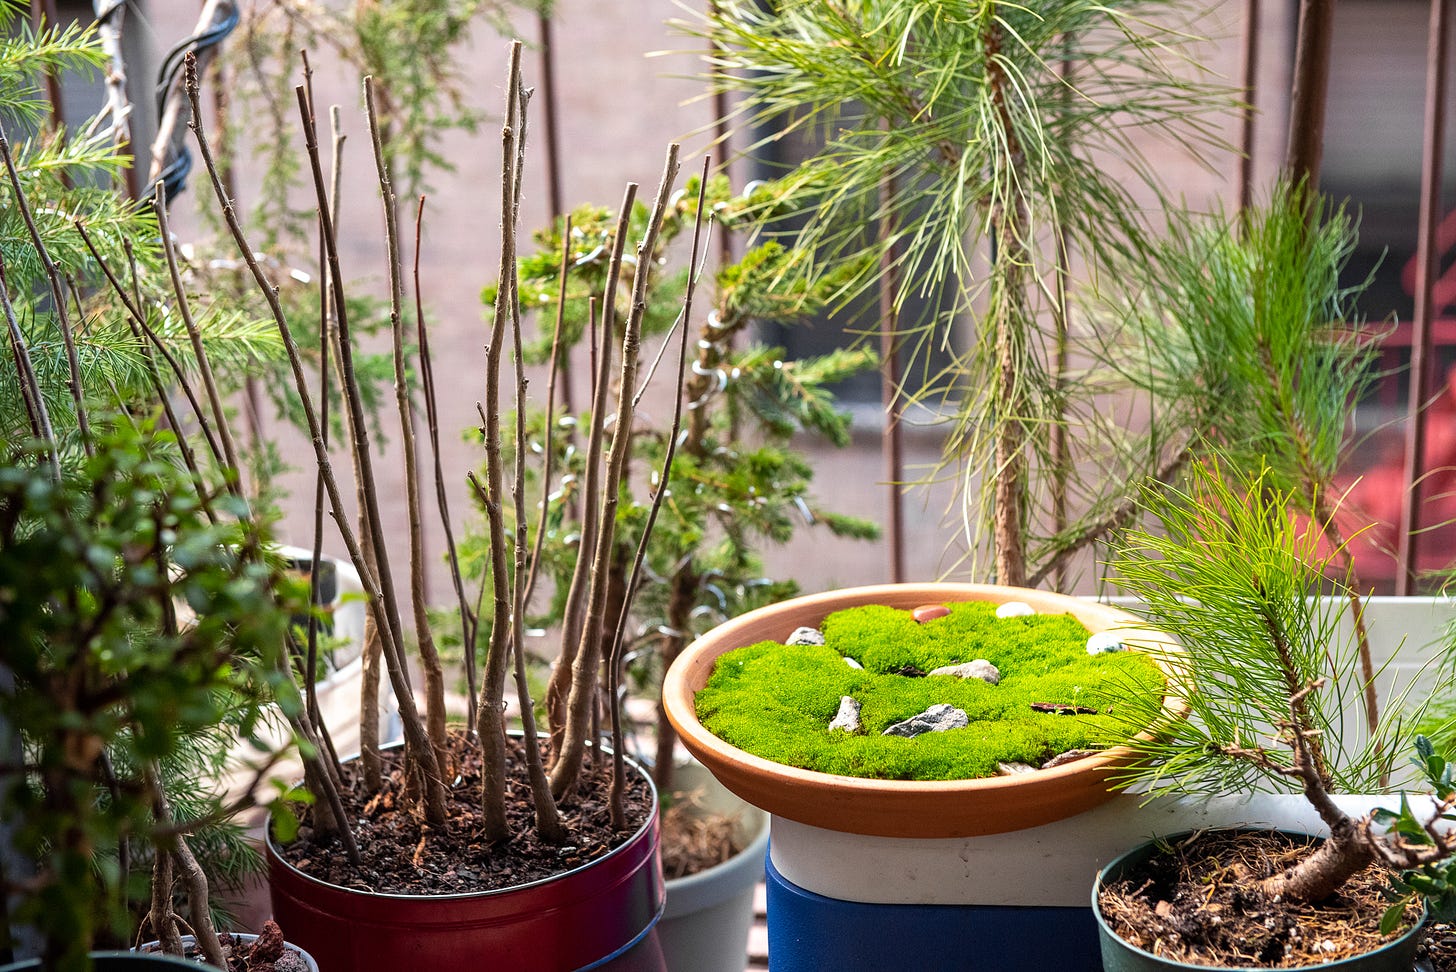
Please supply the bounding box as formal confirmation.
[1042,749,1097,769]
[1086,631,1126,655]
[881,703,969,738]
[828,696,862,733]
[843,656,863,669]
[787,626,826,646]
[927,659,1000,684]
[996,761,1037,775]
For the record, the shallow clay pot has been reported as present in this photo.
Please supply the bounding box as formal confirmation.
[661,582,1183,839]
[1093,830,1426,971]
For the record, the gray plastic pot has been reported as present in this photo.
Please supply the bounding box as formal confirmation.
[135,933,319,972]
[657,760,770,972]
[1093,830,1425,971]
[1,956,199,971]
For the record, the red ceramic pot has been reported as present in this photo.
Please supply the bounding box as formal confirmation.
[267,750,664,972]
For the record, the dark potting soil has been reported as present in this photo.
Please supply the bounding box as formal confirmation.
[275,731,653,895]
[1420,922,1456,970]
[1098,830,1421,968]
[138,921,307,971]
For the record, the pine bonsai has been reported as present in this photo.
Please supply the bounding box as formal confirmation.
[1107,458,1456,927]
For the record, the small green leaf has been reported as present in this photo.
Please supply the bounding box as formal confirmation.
[1380,902,1406,936]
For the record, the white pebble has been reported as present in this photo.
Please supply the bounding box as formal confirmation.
[1086,631,1126,655]
[995,601,1035,618]
[786,626,826,646]
[843,656,863,669]
[828,696,862,733]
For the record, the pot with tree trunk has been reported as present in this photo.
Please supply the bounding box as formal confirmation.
[1093,461,1456,970]
[490,169,880,972]
[166,42,708,971]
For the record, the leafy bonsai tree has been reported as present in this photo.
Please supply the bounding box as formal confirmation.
[478,176,880,790]
[684,0,1234,587]
[1108,458,1456,922]
[0,419,307,971]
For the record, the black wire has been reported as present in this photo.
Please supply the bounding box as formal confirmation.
[151,3,241,202]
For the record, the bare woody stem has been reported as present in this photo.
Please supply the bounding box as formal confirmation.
[502,77,565,842]
[413,196,479,736]
[0,126,90,455]
[152,185,242,478]
[0,253,60,480]
[546,201,632,759]
[185,52,442,826]
[291,78,447,823]
[984,13,1028,588]
[365,76,449,773]
[476,41,526,841]
[551,143,682,800]
[607,157,710,827]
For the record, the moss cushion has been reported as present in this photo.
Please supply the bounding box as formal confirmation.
[693,601,1162,781]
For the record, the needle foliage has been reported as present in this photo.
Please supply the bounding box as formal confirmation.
[683,0,1236,584]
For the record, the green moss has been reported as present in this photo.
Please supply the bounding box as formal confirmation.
[695,600,1163,781]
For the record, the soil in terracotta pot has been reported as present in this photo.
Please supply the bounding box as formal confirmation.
[275,730,652,894]
[696,601,1164,780]
[659,788,742,880]
[1098,830,1420,968]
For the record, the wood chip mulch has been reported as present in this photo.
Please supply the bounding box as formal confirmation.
[1097,830,1422,968]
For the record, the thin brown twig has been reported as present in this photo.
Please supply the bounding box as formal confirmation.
[608,157,709,826]
[182,51,389,849]
[290,76,447,822]
[521,214,574,612]
[414,195,478,733]
[497,74,564,841]
[72,221,227,468]
[0,126,91,455]
[475,41,526,841]
[0,252,58,478]
[152,184,241,478]
[365,75,449,772]
[552,144,682,799]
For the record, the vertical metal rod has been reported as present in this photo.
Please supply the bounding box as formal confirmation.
[33,0,66,132]
[1284,0,1334,188]
[536,11,575,415]
[1396,0,1450,594]
[710,1,734,270]
[1237,0,1262,213]
[878,162,905,584]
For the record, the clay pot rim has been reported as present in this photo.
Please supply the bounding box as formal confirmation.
[265,737,660,902]
[662,582,1185,802]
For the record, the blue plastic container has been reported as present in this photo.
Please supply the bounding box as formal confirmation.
[765,854,1100,972]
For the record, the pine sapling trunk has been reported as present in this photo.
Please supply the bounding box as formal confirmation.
[984,14,1029,588]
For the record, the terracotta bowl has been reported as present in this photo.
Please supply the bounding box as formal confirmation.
[661,583,1183,839]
